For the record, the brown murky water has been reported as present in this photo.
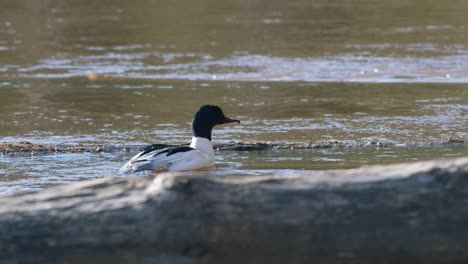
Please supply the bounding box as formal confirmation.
[0,80,466,145]
[0,0,467,195]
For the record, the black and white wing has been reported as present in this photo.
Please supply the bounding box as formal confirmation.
[119,144,199,174]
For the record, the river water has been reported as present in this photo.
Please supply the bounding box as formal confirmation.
[0,0,467,195]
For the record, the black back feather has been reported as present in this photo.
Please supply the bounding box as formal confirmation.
[138,144,169,156]
[166,146,195,156]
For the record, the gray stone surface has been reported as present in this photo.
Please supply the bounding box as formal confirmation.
[0,157,467,264]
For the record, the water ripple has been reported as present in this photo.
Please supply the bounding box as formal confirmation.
[11,52,468,83]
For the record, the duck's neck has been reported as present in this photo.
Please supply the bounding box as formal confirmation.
[192,122,213,141]
[190,137,214,160]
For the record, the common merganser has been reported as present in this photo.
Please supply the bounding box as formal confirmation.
[119,105,240,174]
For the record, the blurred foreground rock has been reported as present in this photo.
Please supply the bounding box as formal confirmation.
[0,157,468,264]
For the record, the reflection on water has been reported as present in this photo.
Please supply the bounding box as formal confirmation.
[0,152,120,196]
[0,0,467,82]
[1,145,466,196]
[218,146,468,171]
[13,53,468,82]
[0,81,466,145]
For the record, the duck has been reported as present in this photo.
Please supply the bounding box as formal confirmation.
[119,105,240,174]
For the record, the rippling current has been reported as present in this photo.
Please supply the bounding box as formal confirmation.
[8,50,468,83]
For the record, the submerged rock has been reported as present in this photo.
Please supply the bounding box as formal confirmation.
[0,157,468,263]
[0,139,466,156]
[0,142,146,155]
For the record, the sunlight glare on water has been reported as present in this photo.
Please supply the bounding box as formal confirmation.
[13,53,468,83]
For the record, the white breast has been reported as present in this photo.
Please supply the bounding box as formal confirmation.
[190,137,215,161]
[165,137,214,171]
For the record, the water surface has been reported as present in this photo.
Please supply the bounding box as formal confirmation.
[0,0,467,82]
[0,80,466,145]
[1,145,466,196]
[0,0,467,195]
